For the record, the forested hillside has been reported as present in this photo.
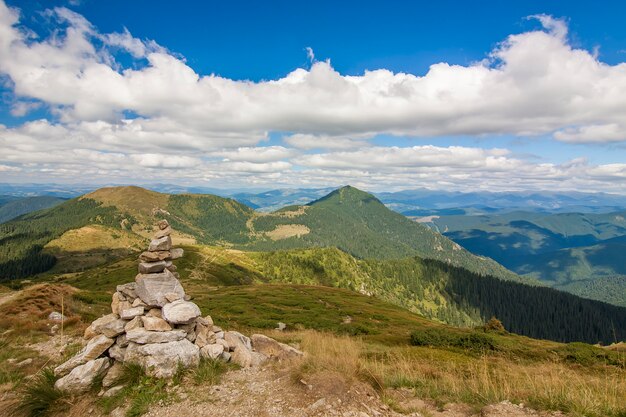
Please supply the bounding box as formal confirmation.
[0,196,65,224]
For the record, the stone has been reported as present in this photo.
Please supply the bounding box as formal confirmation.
[162,300,201,324]
[17,358,33,367]
[138,261,167,274]
[132,298,147,308]
[124,316,143,332]
[116,333,128,348]
[149,235,172,252]
[116,283,137,300]
[212,326,223,333]
[200,343,224,359]
[224,331,252,351]
[196,316,214,327]
[179,322,197,342]
[154,225,172,239]
[124,339,199,379]
[92,314,127,338]
[54,358,111,393]
[146,308,163,318]
[139,250,171,262]
[141,316,172,332]
[108,345,126,362]
[165,263,177,272]
[111,292,122,315]
[135,270,185,307]
[102,362,124,388]
[158,219,169,230]
[251,334,304,360]
[170,248,184,259]
[48,311,65,322]
[219,351,231,362]
[84,325,98,340]
[216,339,230,351]
[126,328,187,344]
[231,344,267,368]
[103,385,124,398]
[215,331,224,340]
[165,292,182,302]
[120,306,144,320]
[194,327,215,348]
[276,322,287,331]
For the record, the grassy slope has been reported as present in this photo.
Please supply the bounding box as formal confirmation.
[0,196,66,224]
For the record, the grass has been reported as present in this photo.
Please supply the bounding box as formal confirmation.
[290,330,626,417]
[191,357,233,385]
[12,368,66,417]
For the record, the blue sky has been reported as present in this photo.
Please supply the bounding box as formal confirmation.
[0,0,625,192]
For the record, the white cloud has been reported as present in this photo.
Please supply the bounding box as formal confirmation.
[0,2,625,193]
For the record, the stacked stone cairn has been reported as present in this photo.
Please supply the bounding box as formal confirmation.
[53,220,302,394]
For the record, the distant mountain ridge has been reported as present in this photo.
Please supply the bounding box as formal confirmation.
[0,196,66,224]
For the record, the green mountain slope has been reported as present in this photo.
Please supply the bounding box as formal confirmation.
[245,186,523,282]
[0,196,66,224]
[0,185,524,284]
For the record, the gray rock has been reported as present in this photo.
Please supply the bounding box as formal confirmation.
[154,226,172,239]
[194,326,215,348]
[157,219,169,230]
[251,334,304,360]
[116,333,128,348]
[120,306,144,320]
[138,261,167,274]
[162,300,201,324]
[141,316,172,332]
[48,311,65,322]
[139,250,171,262]
[231,345,267,368]
[103,385,124,398]
[54,358,111,393]
[102,361,124,388]
[126,328,187,344]
[135,270,185,307]
[224,331,252,351]
[124,339,199,379]
[91,314,127,338]
[149,235,172,252]
[131,298,147,308]
[276,322,287,331]
[108,344,126,362]
[200,343,224,359]
[124,316,143,332]
[219,351,231,362]
[170,248,184,259]
[116,283,137,300]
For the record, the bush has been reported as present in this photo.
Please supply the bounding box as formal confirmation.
[410,328,497,352]
[482,317,505,332]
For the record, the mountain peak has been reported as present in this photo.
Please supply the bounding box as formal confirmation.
[83,186,168,215]
[309,185,381,206]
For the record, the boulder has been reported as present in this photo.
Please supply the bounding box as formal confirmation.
[48,311,65,322]
[125,339,199,379]
[200,343,224,360]
[54,334,115,376]
[231,345,267,368]
[120,306,144,320]
[126,328,187,344]
[92,314,127,338]
[251,334,304,360]
[138,261,167,274]
[216,339,230,351]
[149,235,172,252]
[162,300,201,324]
[102,361,124,388]
[54,358,111,393]
[135,270,185,307]
[141,316,172,332]
[224,331,252,351]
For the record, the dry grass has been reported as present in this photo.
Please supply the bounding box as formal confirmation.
[265,224,310,240]
[290,330,626,417]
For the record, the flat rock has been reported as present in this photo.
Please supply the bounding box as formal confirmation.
[125,339,200,379]
[146,308,163,318]
[141,316,172,332]
[149,235,172,252]
[139,250,171,262]
[92,314,127,338]
[120,306,144,320]
[54,334,115,376]
[154,225,172,239]
[126,328,187,344]
[135,269,185,307]
[54,358,111,393]
[251,334,304,360]
[124,316,143,332]
[162,300,201,324]
[138,261,167,274]
[116,283,137,300]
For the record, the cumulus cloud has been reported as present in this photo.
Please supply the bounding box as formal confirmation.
[0,1,625,193]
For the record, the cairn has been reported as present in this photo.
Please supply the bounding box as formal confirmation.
[53,220,302,394]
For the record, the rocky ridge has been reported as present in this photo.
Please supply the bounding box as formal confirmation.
[53,220,302,393]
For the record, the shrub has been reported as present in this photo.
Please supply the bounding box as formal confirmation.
[482,317,505,332]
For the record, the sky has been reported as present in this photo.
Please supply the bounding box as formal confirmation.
[0,0,626,193]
